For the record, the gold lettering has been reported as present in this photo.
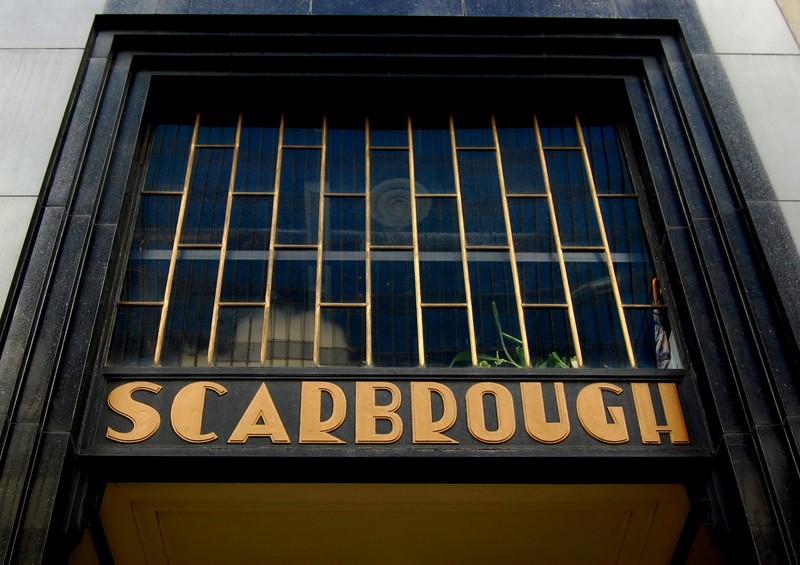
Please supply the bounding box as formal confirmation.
[577,383,628,444]
[520,382,570,444]
[411,382,458,444]
[355,381,402,443]
[466,382,515,444]
[106,381,162,443]
[632,382,690,444]
[228,383,290,444]
[299,381,347,444]
[171,381,227,443]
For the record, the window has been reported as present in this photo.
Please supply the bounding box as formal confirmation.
[107,105,676,370]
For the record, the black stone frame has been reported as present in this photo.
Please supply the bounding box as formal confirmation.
[0,14,798,564]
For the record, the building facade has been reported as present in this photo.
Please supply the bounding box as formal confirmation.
[1,1,799,563]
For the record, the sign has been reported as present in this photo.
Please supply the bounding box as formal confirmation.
[95,377,698,452]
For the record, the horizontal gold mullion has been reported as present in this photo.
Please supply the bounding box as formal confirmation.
[505,193,548,198]
[464,245,511,252]
[324,192,366,197]
[369,145,409,151]
[624,304,668,310]
[218,301,266,307]
[421,302,469,308]
[273,244,319,250]
[231,191,275,197]
[454,146,495,151]
[522,303,569,309]
[118,301,164,307]
[142,190,183,195]
[177,243,222,249]
[561,245,605,252]
[320,302,367,308]
[281,144,323,150]
[370,245,414,251]
[541,146,583,151]
[194,143,236,149]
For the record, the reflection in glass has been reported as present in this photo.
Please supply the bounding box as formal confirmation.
[110,109,672,369]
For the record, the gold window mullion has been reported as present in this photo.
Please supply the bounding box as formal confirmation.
[260,114,286,366]
[533,113,584,367]
[312,115,328,366]
[365,116,373,367]
[450,115,478,367]
[575,114,636,367]
[491,114,531,367]
[407,114,426,367]
[153,112,201,365]
[207,112,243,365]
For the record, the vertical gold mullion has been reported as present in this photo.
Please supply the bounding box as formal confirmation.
[365,116,373,367]
[407,114,426,367]
[450,115,478,366]
[313,116,328,366]
[207,112,243,365]
[491,114,530,367]
[260,114,286,365]
[154,112,201,365]
[575,114,636,367]
[534,113,584,367]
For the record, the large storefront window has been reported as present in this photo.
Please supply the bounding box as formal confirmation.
[107,107,676,369]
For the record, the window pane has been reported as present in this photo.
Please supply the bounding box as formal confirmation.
[236,114,280,192]
[496,114,546,195]
[160,253,219,366]
[215,306,263,367]
[182,148,234,245]
[107,306,161,366]
[372,252,417,366]
[567,254,628,367]
[424,308,470,367]
[459,151,506,247]
[327,113,366,194]
[221,195,272,302]
[412,113,456,195]
[418,197,464,303]
[468,251,523,367]
[144,123,194,192]
[546,151,602,247]
[583,125,635,194]
[321,307,365,366]
[523,308,574,366]
[276,149,321,245]
[371,150,412,246]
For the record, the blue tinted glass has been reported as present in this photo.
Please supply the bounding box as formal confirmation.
[468,251,523,366]
[276,149,321,245]
[424,308,471,367]
[161,254,219,366]
[321,308,365,366]
[215,306,263,367]
[182,148,234,245]
[372,252,417,366]
[567,255,628,367]
[369,112,408,148]
[371,151,412,246]
[459,151,506,246]
[412,114,456,195]
[144,124,194,192]
[496,117,545,195]
[418,197,465,303]
[283,111,323,146]
[546,150,601,247]
[327,113,366,194]
[196,110,238,145]
[453,111,494,147]
[221,196,271,302]
[523,308,573,366]
[583,125,634,194]
[236,115,280,192]
[107,306,161,366]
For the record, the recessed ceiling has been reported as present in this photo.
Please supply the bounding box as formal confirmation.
[92,483,690,565]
